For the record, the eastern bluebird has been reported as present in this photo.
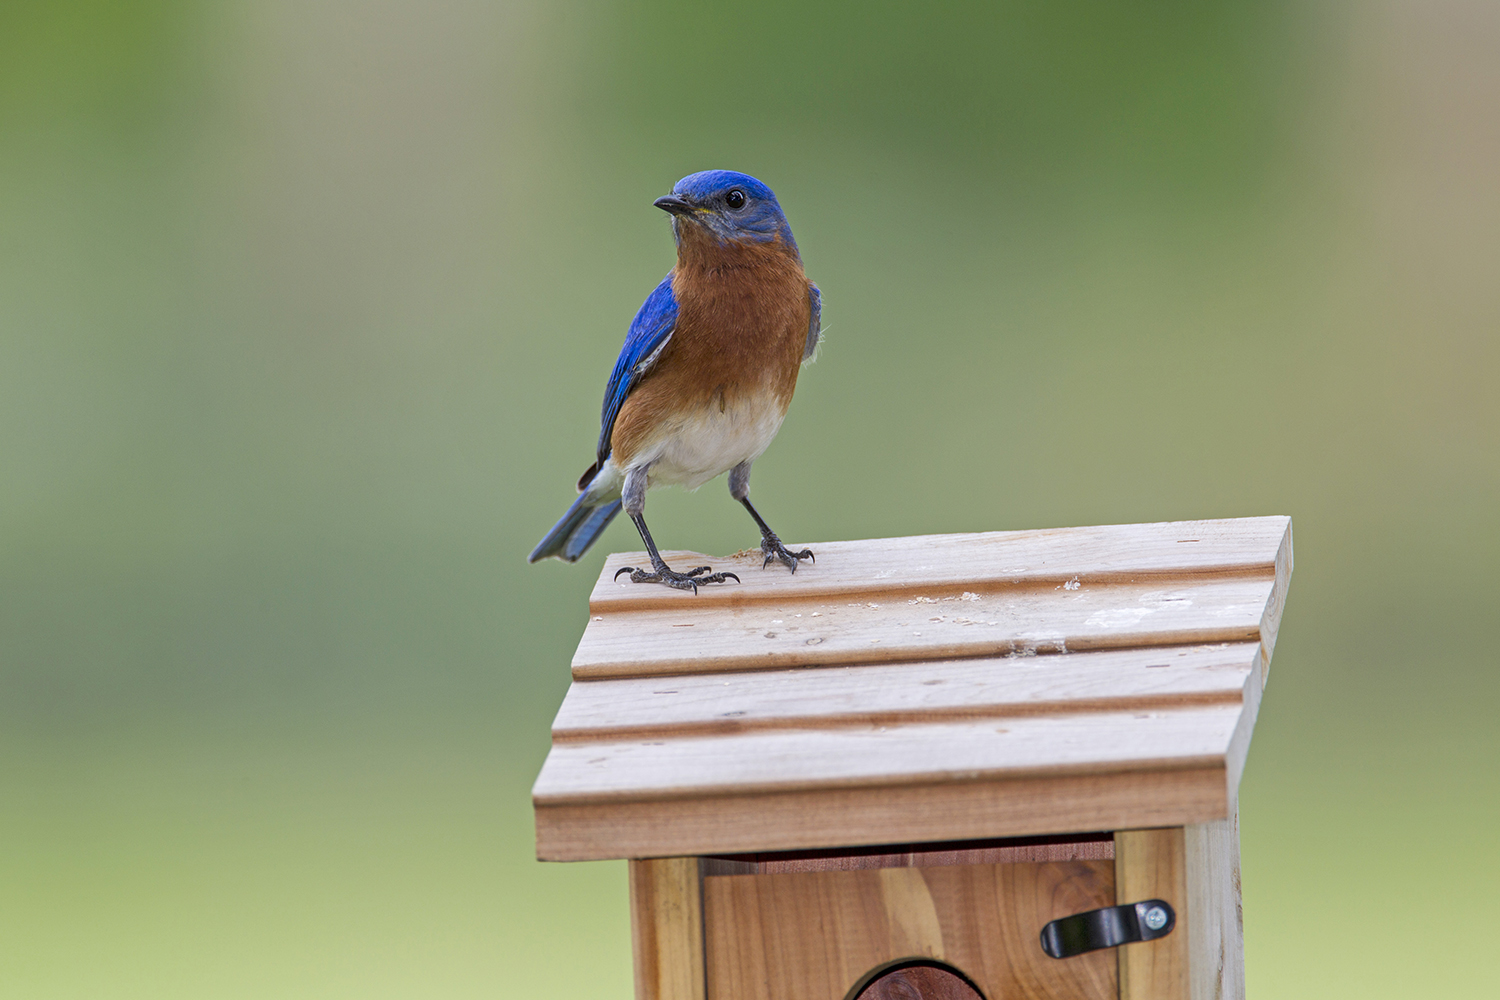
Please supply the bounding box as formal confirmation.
[528,170,821,592]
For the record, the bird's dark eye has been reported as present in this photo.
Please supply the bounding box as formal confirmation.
[725,189,746,210]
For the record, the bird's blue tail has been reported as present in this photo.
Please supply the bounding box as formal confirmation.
[528,494,624,563]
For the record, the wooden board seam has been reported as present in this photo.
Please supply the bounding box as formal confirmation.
[589,565,1278,615]
[552,687,1246,742]
[572,629,1268,681]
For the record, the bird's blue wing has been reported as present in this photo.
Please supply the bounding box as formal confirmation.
[803,282,822,361]
[596,274,678,468]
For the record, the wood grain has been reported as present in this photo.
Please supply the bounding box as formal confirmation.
[533,517,1291,862]
[588,516,1292,612]
[1185,802,1245,1000]
[1258,520,1294,686]
[1115,827,1189,1000]
[536,707,1243,803]
[554,643,1260,741]
[573,576,1275,679]
[630,858,705,1000]
[537,766,1228,862]
[702,862,1117,1000]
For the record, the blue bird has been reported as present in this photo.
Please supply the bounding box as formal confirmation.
[528,170,821,592]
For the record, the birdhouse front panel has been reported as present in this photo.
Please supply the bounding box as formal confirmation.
[701,849,1119,999]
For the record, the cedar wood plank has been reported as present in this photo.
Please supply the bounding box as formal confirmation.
[1115,827,1190,999]
[573,576,1275,679]
[534,706,1244,803]
[588,516,1291,612]
[1185,803,1246,1000]
[554,642,1260,741]
[629,858,705,1000]
[703,862,1117,1000]
[537,766,1229,861]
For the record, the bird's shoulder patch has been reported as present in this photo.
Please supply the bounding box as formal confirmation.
[596,274,678,467]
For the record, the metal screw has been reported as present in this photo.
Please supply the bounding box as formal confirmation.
[1144,905,1169,931]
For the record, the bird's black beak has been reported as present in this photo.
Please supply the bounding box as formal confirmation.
[653,195,694,216]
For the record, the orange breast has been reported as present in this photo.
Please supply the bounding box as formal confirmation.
[611,232,811,467]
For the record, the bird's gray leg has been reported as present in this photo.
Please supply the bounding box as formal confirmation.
[728,461,814,573]
[614,465,739,593]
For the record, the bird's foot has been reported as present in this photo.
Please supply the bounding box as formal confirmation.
[760,533,815,573]
[614,563,740,594]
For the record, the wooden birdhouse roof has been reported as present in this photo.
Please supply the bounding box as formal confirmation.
[533,516,1292,862]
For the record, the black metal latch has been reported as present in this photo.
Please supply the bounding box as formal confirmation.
[1039,900,1176,959]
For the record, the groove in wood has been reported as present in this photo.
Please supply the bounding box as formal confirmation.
[701,832,1114,875]
[573,576,1276,680]
[554,643,1261,742]
[589,517,1292,612]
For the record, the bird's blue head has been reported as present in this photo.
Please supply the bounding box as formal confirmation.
[654,170,797,253]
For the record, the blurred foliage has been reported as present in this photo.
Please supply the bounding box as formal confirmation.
[585,0,1290,194]
[0,0,194,134]
[0,0,1496,997]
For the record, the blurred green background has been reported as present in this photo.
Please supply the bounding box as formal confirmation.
[2,0,1495,996]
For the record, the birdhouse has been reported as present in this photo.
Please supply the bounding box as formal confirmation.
[533,516,1293,1000]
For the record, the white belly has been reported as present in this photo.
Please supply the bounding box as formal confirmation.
[636,392,787,490]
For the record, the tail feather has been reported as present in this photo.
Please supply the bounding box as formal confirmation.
[561,499,623,561]
[529,495,623,563]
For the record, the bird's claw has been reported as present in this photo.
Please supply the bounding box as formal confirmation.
[760,534,815,573]
[614,564,740,593]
